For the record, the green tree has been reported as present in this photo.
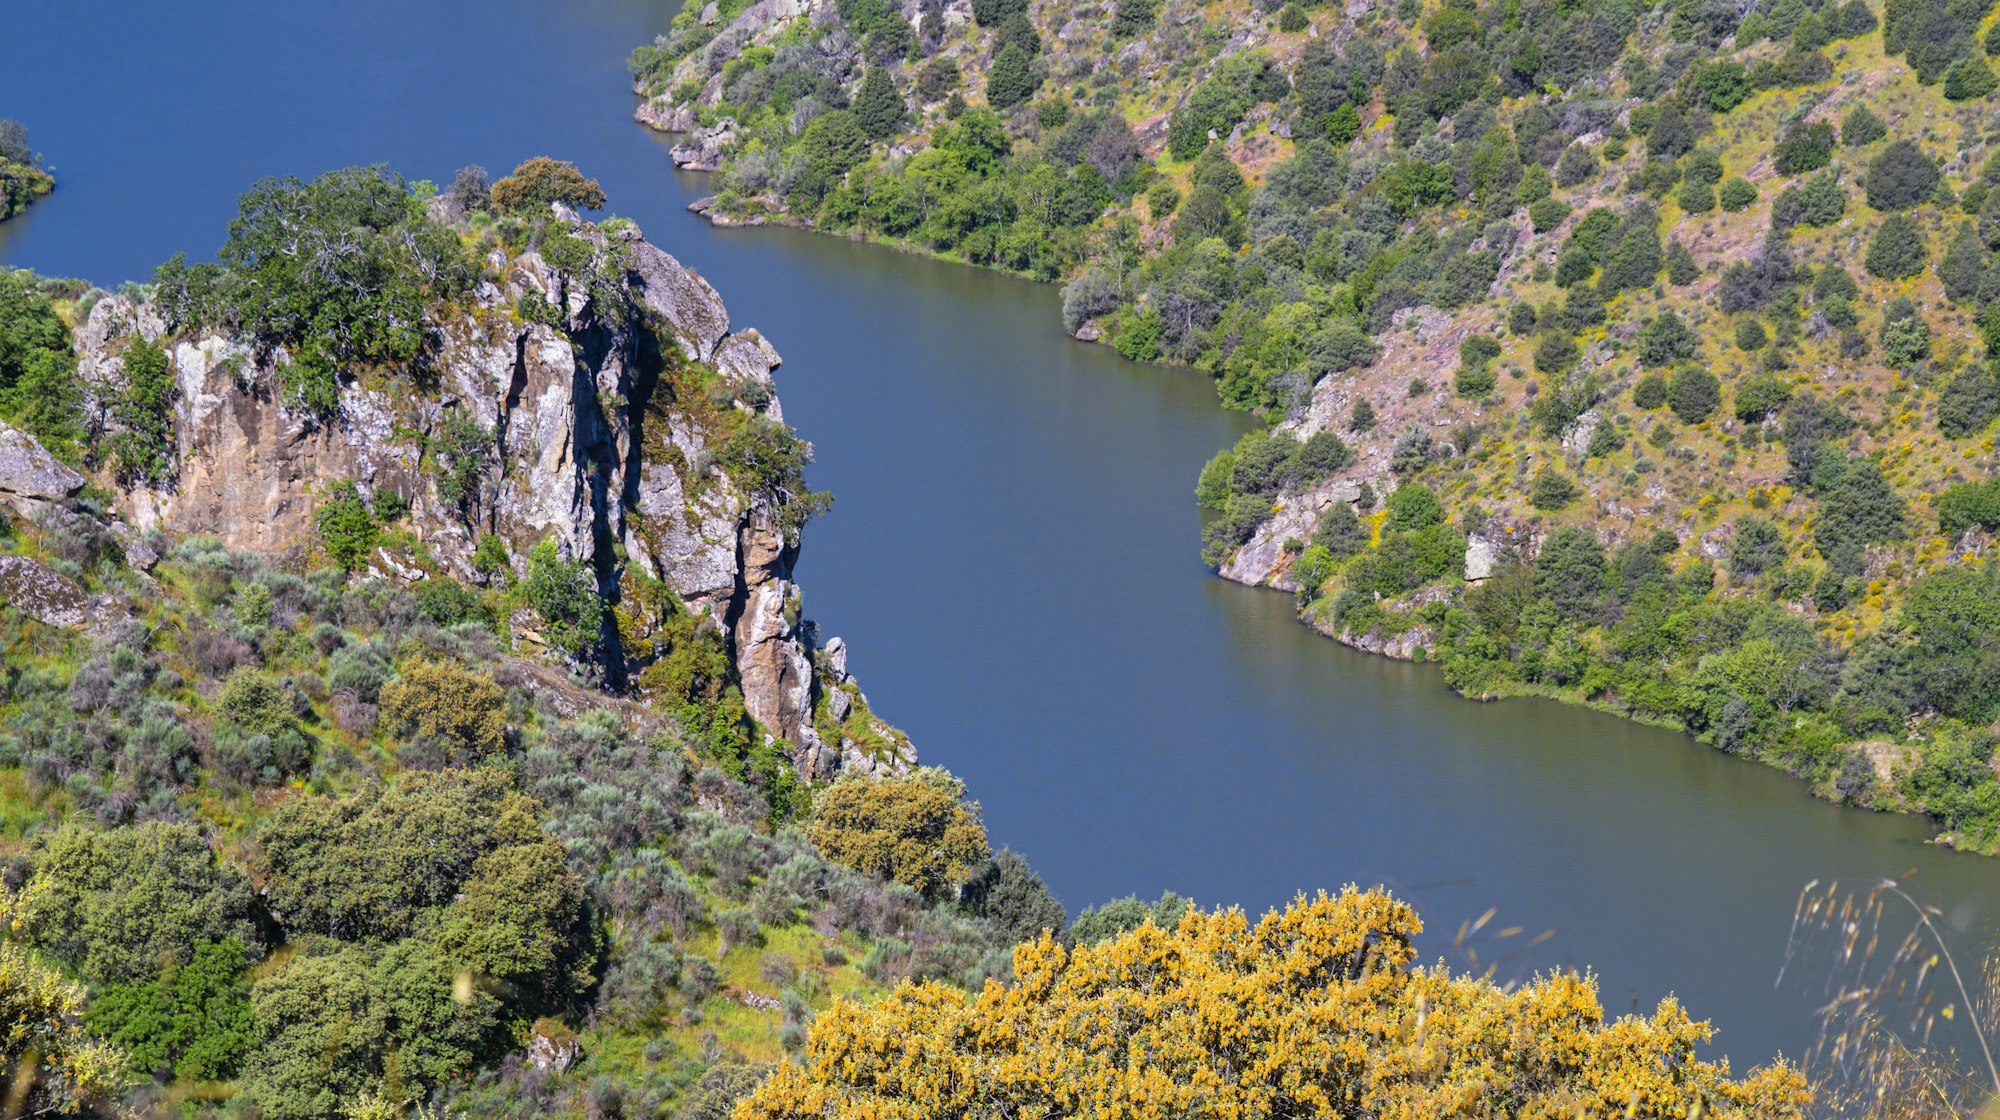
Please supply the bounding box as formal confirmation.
[1529,467,1580,511]
[1532,526,1608,623]
[379,660,507,757]
[1867,214,1929,279]
[1866,139,1940,210]
[807,768,989,898]
[1312,501,1370,558]
[1638,312,1699,367]
[0,270,82,454]
[1669,365,1722,423]
[1728,517,1786,577]
[986,43,1038,109]
[253,769,551,944]
[89,939,256,1083]
[1878,296,1932,367]
[854,68,909,141]
[1384,483,1444,530]
[314,480,378,572]
[523,539,604,659]
[1718,177,1758,211]
[1939,365,2000,437]
[1844,106,1889,146]
[1945,55,2000,99]
[959,850,1067,944]
[1815,457,1905,573]
[7,822,261,984]
[106,338,178,484]
[244,939,501,1120]
[490,157,607,214]
[1937,224,1986,301]
[1734,371,1791,421]
[1773,119,1835,174]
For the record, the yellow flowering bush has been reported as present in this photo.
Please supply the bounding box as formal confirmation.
[739,888,1809,1119]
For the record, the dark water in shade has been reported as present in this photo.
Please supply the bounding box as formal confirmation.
[8,0,2000,1066]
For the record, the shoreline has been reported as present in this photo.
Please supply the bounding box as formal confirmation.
[635,100,1973,858]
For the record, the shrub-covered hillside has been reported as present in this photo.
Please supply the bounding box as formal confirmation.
[632,0,2000,853]
[0,527,1046,1117]
[0,160,1823,1118]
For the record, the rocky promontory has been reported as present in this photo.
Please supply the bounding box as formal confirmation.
[16,204,908,780]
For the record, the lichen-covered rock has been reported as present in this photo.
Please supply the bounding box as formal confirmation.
[626,238,730,362]
[0,555,91,628]
[0,422,84,513]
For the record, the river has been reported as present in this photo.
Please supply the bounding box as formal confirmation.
[6,0,1997,1066]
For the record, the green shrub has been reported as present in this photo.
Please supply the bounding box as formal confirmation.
[1384,483,1445,531]
[1633,373,1669,409]
[1668,365,1721,423]
[1717,177,1758,211]
[314,481,378,573]
[1866,139,1940,211]
[1529,467,1580,511]
[1866,214,1928,279]
[1527,196,1571,232]
[523,540,604,660]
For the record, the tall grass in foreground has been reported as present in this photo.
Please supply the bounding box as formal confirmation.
[1787,878,2000,1118]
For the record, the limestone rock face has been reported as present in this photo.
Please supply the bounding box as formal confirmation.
[0,421,84,515]
[71,219,898,779]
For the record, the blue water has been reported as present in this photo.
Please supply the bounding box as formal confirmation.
[8,0,1998,1066]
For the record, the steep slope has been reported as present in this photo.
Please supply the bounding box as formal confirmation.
[50,197,907,780]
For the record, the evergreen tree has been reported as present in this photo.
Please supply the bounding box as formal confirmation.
[1866,213,1928,279]
[1866,139,1940,210]
[1945,55,1999,100]
[1669,364,1722,423]
[1938,224,1987,302]
[986,43,1037,109]
[854,67,909,141]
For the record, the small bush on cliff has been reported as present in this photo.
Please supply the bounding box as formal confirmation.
[106,339,178,485]
[314,481,379,573]
[807,769,989,898]
[717,416,834,533]
[492,157,607,215]
[523,540,604,660]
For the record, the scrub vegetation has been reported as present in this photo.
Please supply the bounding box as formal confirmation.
[633,0,2000,857]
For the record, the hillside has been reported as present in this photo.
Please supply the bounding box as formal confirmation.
[631,0,2000,852]
[0,160,1842,1117]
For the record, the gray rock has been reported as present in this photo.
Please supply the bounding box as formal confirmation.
[0,422,84,512]
[1465,533,1499,581]
[0,556,90,628]
[627,239,731,362]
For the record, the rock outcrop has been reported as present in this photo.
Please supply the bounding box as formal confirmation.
[0,420,84,517]
[65,212,908,779]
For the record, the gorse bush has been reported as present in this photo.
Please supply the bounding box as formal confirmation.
[741,889,1812,1118]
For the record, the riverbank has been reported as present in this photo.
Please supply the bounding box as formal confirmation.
[0,159,52,221]
[627,0,2000,857]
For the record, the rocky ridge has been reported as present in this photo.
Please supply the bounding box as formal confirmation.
[39,210,909,779]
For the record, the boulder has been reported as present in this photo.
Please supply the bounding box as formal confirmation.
[0,556,91,628]
[0,422,84,513]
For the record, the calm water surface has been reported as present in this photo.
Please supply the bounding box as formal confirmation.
[8,0,1999,1064]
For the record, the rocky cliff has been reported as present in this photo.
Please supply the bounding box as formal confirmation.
[46,209,909,780]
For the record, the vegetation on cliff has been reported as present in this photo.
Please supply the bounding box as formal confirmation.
[0,119,53,222]
[632,0,2000,853]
